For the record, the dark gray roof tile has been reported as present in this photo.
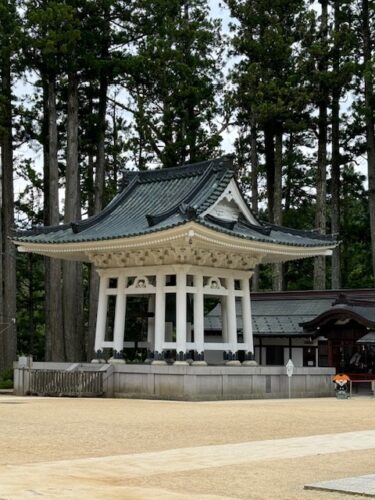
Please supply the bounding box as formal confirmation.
[15,156,336,249]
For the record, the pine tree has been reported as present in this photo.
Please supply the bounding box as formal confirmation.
[329,0,356,289]
[361,0,375,285]
[122,0,224,168]
[23,0,96,360]
[226,0,312,290]
[0,0,18,369]
[306,0,329,290]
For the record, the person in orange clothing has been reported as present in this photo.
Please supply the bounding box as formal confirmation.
[333,373,350,398]
[333,373,350,383]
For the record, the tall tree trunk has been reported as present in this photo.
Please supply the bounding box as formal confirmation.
[1,43,17,369]
[28,253,36,356]
[331,0,341,289]
[284,133,295,214]
[88,72,108,360]
[94,74,108,213]
[250,118,259,291]
[273,131,284,291]
[42,76,50,227]
[63,71,83,361]
[264,121,275,223]
[250,121,259,217]
[42,74,52,360]
[362,0,375,286]
[87,90,95,217]
[283,133,295,290]
[0,158,3,367]
[314,0,328,290]
[46,76,65,361]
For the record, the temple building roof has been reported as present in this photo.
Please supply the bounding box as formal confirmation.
[205,290,375,337]
[13,156,336,267]
[300,293,375,332]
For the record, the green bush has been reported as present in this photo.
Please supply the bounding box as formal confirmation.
[1,368,13,382]
[0,379,13,389]
[0,368,13,389]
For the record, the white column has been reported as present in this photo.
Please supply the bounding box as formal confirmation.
[147,294,156,348]
[221,296,228,342]
[176,269,187,354]
[154,273,165,353]
[112,275,127,353]
[194,274,204,353]
[227,277,238,353]
[94,275,109,352]
[242,276,254,354]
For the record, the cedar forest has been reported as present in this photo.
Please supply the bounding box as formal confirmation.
[0,0,374,368]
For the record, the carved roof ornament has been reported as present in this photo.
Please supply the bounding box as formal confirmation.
[127,276,154,290]
[205,277,224,290]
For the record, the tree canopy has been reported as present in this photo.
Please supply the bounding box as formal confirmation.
[0,0,374,366]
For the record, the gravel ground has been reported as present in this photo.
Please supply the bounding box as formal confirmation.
[0,395,374,499]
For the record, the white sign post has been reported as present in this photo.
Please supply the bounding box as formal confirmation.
[286,359,294,399]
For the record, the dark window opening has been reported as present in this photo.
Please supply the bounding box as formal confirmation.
[166,275,176,286]
[318,341,328,367]
[266,346,284,366]
[303,346,316,367]
[109,278,118,288]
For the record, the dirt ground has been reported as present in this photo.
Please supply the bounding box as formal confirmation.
[0,395,374,499]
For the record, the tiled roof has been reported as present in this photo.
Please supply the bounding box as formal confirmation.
[253,298,333,317]
[252,315,317,336]
[301,297,375,330]
[205,292,375,337]
[14,156,335,249]
[205,299,332,337]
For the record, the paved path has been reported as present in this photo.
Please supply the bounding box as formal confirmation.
[1,430,375,499]
[305,474,375,497]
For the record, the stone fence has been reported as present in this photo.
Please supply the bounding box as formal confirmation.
[14,360,335,400]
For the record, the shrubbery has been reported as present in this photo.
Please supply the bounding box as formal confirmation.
[0,368,13,389]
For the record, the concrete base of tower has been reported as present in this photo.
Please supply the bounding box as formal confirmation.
[14,361,335,401]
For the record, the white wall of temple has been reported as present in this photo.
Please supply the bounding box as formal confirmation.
[93,264,254,362]
[291,348,303,366]
[253,337,319,367]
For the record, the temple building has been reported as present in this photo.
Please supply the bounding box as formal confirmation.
[14,156,336,366]
[206,289,375,374]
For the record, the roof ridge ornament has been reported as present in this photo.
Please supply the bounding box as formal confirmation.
[145,160,218,227]
[204,213,236,230]
[179,203,198,221]
[333,293,375,308]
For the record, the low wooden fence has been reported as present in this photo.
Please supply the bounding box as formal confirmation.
[27,369,104,397]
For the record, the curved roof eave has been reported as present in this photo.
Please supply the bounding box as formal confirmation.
[15,220,336,262]
[300,307,375,331]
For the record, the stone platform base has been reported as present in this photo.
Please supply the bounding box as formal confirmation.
[14,362,335,400]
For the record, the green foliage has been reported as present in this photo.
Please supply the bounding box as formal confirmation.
[1,0,374,367]
[16,253,46,361]
[23,0,81,74]
[0,368,13,389]
[124,0,224,168]
[227,0,312,132]
[340,165,374,288]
